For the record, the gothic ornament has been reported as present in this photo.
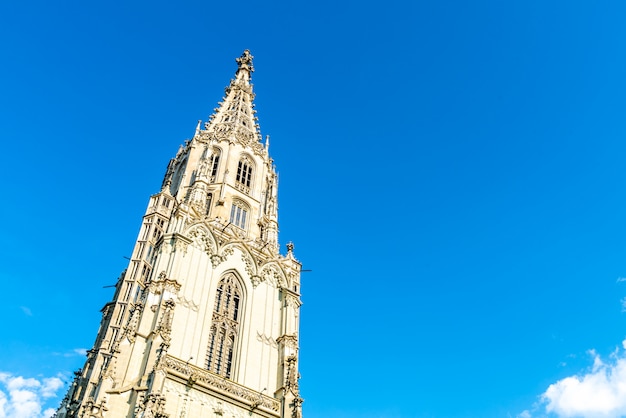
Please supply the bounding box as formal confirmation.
[241,251,256,277]
[122,303,143,343]
[236,50,254,72]
[156,299,176,340]
[137,392,169,418]
[54,51,303,418]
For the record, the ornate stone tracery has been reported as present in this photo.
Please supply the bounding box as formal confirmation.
[156,299,176,340]
[136,392,169,418]
[187,225,218,255]
[205,274,243,379]
[146,271,181,297]
[54,51,303,418]
[259,262,288,288]
[163,356,280,412]
[122,303,143,342]
[241,251,255,278]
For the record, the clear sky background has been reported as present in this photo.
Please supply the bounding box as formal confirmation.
[2,1,626,417]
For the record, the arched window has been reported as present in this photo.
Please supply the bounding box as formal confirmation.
[209,148,221,181]
[206,274,242,378]
[205,193,213,216]
[229,200,248,230]
[235,156,253,193]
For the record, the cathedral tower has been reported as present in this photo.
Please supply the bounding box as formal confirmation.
[56,50,304,418]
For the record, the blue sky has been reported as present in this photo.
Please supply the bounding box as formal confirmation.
[2,1,626,417]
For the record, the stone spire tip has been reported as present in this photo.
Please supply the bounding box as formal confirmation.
[236,50,254,73]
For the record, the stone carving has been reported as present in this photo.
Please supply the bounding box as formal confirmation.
[81,398,108,418]
[156,299,176,341]
[277,334,298,351]
[285,356,299,392]
[263,266,279,287]
[241,252,255,277]
[162,355,280,412]
[122,303,143,342]
[162,381,247,418]
[210,254,226,268]
[285,293,300,309]
[288,271,298,287]
[173,236,189,254]
[236,50,254,72]
[292,397,303,418]
[222,246,235,258]
[198,50,268,157]
[154,339,171,372]
[235,129,253,148]
[250,275,261,288]
[213,123,232,137]
[285,354,303,418]
[210,245,234,268]
[147,271,181,296]
[136,392,169,418]
[259,263,287,288]
[188,226,217,255]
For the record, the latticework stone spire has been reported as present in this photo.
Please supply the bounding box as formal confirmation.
[205,50,263,150]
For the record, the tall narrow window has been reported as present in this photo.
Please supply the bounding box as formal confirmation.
[229,201,248,230]
[205,193,213,216]
[235,156,253,192]
[206,274,242,378]
[209,148,221,180]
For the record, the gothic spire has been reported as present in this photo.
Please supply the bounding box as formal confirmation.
[235,49,254,76]
[205,50,261,146]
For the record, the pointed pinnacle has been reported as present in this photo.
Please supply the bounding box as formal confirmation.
[236,50,254,73]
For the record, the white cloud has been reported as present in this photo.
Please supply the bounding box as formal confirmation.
[41,378,63,399]
[5,376,40,392]
[542,340,626,417]
[19,306,32,317]
[0,372,65,418]
[51,348,88,358]
[72,348,87,357]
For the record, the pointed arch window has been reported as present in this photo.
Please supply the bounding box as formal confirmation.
[235,156,253,193]
[206,274,242,378]
[209,148,221,181]
[229,200,248,230]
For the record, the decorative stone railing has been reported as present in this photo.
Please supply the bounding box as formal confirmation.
[147,204,171,217]
[163,355,280,412]
[235,182,250,195]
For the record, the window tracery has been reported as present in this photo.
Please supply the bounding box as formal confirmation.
[229,200,249,230]
[206,274,242,378]
[235,156,253,193]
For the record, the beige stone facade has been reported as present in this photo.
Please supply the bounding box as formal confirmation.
[56,50,303,418]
